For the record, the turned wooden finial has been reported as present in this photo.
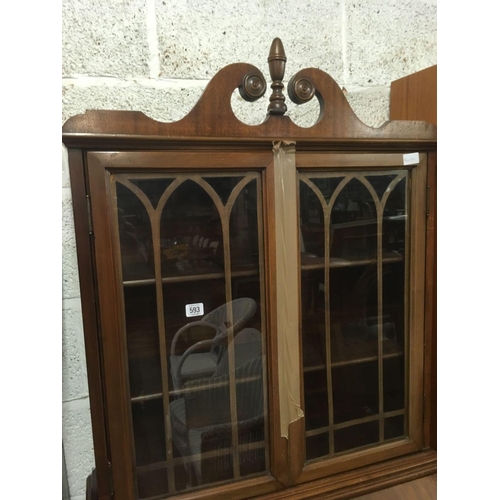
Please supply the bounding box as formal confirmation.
[267,38,287,115]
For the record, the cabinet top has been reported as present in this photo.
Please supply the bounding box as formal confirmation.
[62,38,436,150]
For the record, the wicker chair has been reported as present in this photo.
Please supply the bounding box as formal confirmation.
[169,298,257,391]
[169,328,264,486]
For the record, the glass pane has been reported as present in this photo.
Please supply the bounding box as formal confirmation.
[160,179,224,280]
[332,361,379,423]
[330,264,378,363]
[304,369,328,430]
[130,178,175,209]
[229,179,260,273]
[114,173,268,497]
[117,182,154,281]
[384,415,405,440]
[299,171,409,463]
[132,400,166,467]
[125,286,162,399]
[306,433,330,461]
[299,180,325,260]
[334,421,379,453]
[330,178,377,262]
[365,174,398,200]
[309,177,344,204]
[383,357,405,412]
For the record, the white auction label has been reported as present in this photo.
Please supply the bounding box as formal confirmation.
[185,303,204,318]
[403,152,420,165]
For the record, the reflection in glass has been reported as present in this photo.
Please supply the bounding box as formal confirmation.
[299,171,409,462]
[229,179,259,273]
[117,182,155,281]
[169,297,258,390]
[114,173,268,497]
[161,180,224,279]
[169,319,265,487]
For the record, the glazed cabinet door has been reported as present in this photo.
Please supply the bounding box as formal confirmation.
[86,151,284,500]
[292,152,428,484]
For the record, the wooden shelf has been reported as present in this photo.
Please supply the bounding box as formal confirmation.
[303,351,403,373]
[130,375,262,403]
[301,253,403,271]
[305,408,405,437]
[123,268,259,287]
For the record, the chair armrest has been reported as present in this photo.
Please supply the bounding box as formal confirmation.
[173,339,216,383]
[170,320,219,356]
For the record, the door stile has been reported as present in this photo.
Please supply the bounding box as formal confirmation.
[87,157,136,500]
[264,143,305,485]
[407,154,428,448]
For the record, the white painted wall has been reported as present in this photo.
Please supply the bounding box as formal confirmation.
[62,1,436,498]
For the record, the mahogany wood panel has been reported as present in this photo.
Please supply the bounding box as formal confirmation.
[87,151,272,170]
[63,62,436,146]
[389,67,437,451]
[87,451,436,500]
[390,66,437,127]
[259,450,436,500]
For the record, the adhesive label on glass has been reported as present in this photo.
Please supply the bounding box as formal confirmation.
[185,303,204,318]
[403,152,420,165]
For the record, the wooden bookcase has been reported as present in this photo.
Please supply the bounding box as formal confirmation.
[63,40,437,500]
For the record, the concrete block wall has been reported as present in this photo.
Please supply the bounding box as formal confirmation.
[62,1,436,498]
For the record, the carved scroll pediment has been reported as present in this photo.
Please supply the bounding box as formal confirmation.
[63,38,436,144]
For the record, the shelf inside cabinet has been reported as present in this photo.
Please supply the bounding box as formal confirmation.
[303,351,404,373]
[123,267,259,287]
[130,374,263,404]
[305,408,405,436]
[301,252,403,271]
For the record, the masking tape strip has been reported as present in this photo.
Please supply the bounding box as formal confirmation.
[273,141,304,439]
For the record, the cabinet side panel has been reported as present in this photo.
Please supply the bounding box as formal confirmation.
[68,149,113,500]
[390,65,437,127]
[424,151,437,449]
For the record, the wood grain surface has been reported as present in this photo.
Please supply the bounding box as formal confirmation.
[352,473,436,500]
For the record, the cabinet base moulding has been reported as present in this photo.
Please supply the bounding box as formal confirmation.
[86,450,436,500]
